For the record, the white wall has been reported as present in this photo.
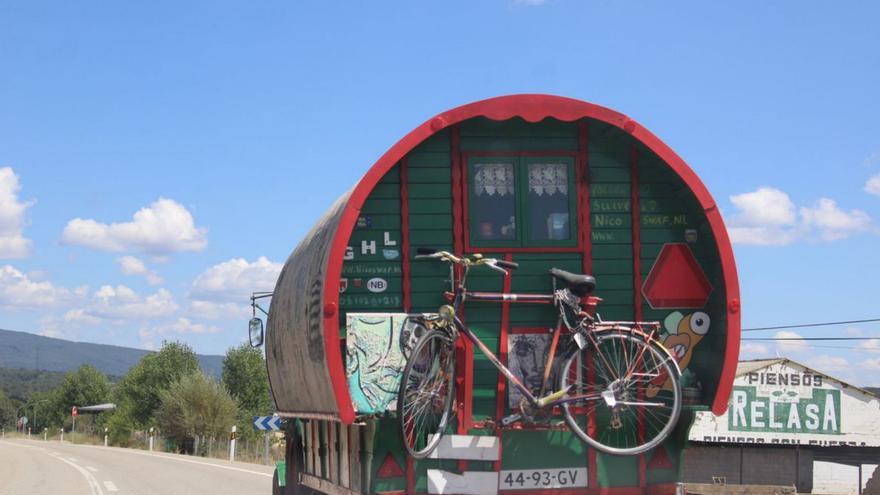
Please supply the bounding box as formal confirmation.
[812,461,878,494]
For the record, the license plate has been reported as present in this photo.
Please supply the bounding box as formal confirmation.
[499,468,588,490]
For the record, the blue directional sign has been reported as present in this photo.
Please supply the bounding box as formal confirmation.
[253,415,283,431]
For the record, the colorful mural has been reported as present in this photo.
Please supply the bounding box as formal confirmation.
[346,313,411,414]
[648,310,711,397]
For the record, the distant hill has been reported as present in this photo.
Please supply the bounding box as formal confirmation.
[0,329,223,378]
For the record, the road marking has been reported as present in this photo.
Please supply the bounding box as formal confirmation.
[103,481,118,492]
[48,452,106,495]
[87,466,99,472]
[74,442,273,477]
[3,441,105,494]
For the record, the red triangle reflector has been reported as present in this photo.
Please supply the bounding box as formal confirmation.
[376,452,405,478]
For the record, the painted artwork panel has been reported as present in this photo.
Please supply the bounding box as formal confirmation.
[346,313,428,414]
[507,333,553,408]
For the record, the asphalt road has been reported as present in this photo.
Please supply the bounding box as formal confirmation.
[0,438,274,495]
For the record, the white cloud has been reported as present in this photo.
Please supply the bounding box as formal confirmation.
[66,284,179,323]
[61,198,207,255]
[188,257,280,320]
[740,342,770,355]
[799,198,872,241]
[189,300,251,320]
[804,354,849,373]
[0,167,34,259]
[730,187,797,226]
[865,173,880,196]
[726,186,875,245]
[190,256,281,302]
[774,330,808,355]
[0,265,71,308]
[858,338,880,353]
[727,187,800,246]
[138,317,220,338]
[859,358,880,371]
[117,255,162,285]
[138,317,220,349]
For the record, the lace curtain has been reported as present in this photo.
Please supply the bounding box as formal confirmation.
[528,163,567,196]
[474,163,515,196]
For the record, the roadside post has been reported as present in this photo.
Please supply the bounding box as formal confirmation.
[104,427,108,447]
[264,432,270,465]
[27,426,30,439]
[229,425,237,461]
[149,427,154,451]
[71,405,77,444]
[43,428,47,441]
[59,428,63,442]
[253,415,282,465]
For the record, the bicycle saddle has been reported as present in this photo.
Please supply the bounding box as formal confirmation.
[549,268,596,296]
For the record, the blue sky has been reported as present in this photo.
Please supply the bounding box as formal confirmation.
[1,1,879,382]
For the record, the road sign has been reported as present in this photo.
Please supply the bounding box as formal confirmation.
[253,415,282,431]
[72,406,77,417]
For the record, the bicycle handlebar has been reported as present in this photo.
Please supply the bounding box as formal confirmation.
[412,249,518,274]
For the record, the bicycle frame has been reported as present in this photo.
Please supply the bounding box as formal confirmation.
[444,262,662,411]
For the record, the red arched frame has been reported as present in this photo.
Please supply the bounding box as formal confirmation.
[323,94,741,424]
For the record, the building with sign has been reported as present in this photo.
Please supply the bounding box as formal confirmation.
[684,359,880,494]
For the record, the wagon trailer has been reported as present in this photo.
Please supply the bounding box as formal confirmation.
[255,95,740,495]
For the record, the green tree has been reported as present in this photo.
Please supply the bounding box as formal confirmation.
[55,365,111,411]
[104,402,137,446]
[113,341,200,428]
[0,390,15,429]
[34,365,111,432]
[222,344,272,427]
[155,372,238,455]
[26,390,58,432]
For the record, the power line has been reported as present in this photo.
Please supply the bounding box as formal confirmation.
[742,318,880,332]
[742,337,880,341]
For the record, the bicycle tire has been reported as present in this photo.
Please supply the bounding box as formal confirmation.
[559,329,682,455]
[397,329,457,459]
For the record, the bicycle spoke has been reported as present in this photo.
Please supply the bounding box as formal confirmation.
[560,330,681,455]
[398,331,455,459]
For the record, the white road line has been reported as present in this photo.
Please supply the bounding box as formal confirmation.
[86,466,99,472]
[103,481,118,492]
[74,443,273,477]
[48,453,106,495]
[3,441,105,494]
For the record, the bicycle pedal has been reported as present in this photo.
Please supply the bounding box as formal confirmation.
[500,413,522,426]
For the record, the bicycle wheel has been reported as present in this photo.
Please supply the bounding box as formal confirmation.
[559,329,681,455]
[397,330,456,459]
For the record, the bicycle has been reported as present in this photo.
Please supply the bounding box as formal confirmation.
[397,250,682,458]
